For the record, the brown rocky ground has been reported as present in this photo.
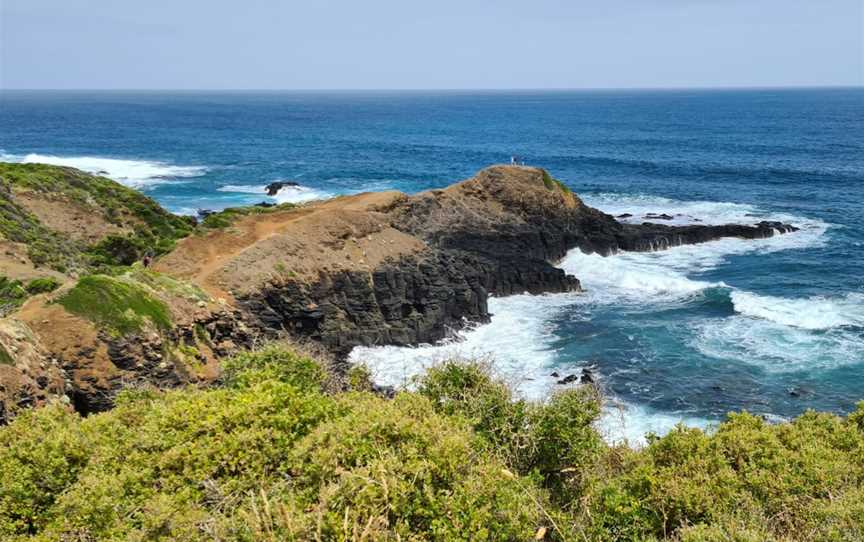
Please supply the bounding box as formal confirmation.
[155,191,423,301]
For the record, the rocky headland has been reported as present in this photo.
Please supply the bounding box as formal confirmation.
[0,163,797,417]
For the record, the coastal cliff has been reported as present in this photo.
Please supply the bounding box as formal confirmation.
[0,163,797,416]
[161,165,797,356]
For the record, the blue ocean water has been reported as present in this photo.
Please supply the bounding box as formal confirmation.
[1,89,862,441]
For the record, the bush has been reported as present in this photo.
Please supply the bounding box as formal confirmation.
[0,276,27,311]
[530,387,604,498]
[417,360,533,466]
[221,344,328,391]
[23,277,60,295]
[0,349,862,541]
[0,405,91,537]
[281,393,547,541]
[580,408,864,541]
[87,234,146,266]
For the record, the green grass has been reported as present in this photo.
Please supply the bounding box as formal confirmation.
[56,275,172,336]
[541,169,573,195]
[0,276,28,313]
[0,163,195,273]
[127,266,210,303]
[1,352,861,541]
[0,344,12,365]
[199,203,297,230]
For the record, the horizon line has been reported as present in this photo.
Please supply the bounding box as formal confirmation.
[1,84,862,93]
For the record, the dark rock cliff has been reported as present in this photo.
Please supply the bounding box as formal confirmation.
[239,167,797,356]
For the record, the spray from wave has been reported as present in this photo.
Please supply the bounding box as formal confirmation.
[217,183,333,204]
[1,152,206,188]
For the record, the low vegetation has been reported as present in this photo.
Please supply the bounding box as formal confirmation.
[56,275,172,336]
[199,203,297,230]
[541,169,572,195]
[0,276,60,316]
[0,349,861,541]
[0,163,194,273]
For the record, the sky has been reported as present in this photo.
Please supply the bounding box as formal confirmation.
[1,0,862,90]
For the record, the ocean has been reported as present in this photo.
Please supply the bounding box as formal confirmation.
[1,88,862,442]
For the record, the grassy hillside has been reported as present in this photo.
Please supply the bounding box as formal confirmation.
[1,348,861,541]
[0,163,194,275]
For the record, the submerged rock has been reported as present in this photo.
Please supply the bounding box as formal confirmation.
[644,213,675,220]
[556,374,579,385]
[265,181,300,196]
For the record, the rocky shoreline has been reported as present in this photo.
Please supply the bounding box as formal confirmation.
[0,163,798,417]
[231,166,797,356]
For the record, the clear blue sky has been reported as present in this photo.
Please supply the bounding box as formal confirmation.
[1,0,861,90]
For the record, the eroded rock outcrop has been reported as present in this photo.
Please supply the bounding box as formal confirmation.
[160,166,796,356]
[0,318,67,423]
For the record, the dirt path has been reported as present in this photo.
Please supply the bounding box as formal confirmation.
[154,191,412,301]
[155,208,314,301]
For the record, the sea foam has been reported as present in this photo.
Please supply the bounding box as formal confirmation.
[730,291,864,331]
[2,152,206,188]
[217,182,332,204]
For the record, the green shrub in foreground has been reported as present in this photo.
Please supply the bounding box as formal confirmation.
[0,351,862,541]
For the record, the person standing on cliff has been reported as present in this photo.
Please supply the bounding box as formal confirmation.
[510,155,516,165]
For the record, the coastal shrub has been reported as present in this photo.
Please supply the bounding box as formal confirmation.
[87,233,146,266]
[0,276,28,313]
[23,277,60,295]
[417,361,535,468]
[417,361,603,493]
[346,362,374,391]
[0,346,863,541]
[57,275,172,336]
[0,405,91,537]
[580,407,864,541]
[530,387,604,498]
[281,392,547,541]
[221,344,327,391]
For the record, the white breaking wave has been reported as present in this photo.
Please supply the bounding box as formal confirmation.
[2,152,206,188]
[218,182,333,204]
[694,316,864,373]
[598,400,714,446]
[731,291,864,331]
[217,184,267,194]
[350,293,583,401]
[582,192,769,226]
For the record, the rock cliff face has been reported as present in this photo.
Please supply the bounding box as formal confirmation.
[220,166,797,355]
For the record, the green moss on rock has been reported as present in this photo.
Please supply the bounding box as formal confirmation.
[57,275,172,336]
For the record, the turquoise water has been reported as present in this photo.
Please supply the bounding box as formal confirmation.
[1,89,862,441]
